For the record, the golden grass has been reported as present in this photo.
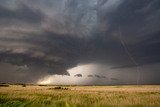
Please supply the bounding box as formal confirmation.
[0,85,160,107]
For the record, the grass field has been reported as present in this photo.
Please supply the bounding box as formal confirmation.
[0,85,160,107]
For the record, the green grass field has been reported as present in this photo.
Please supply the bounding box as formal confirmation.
[0,85,160,107]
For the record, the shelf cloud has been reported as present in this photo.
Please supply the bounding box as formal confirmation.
[0,0,160,84]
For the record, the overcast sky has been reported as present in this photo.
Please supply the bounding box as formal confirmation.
[0,0,160,85]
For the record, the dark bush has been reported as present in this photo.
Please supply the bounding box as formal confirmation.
[49,86,69,90]
[22,84,26,87]
[54,86,62,89]
[0,84,9,87]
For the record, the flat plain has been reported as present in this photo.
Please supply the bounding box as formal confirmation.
[0,85,160,107]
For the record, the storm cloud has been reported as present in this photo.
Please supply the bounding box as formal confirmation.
[0,0,160,84]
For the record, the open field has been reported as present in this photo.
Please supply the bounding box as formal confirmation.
[0,85,160,107]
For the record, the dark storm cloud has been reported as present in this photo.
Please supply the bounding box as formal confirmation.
[88,75,93,77]
[0,3,43,23]
[110,78,118,81]
[95,75,100,78]
[94,0,160,67]
[0,0,160,84]
[74,74,82,77]
[88,75,106,78]
[101,76,106,78]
